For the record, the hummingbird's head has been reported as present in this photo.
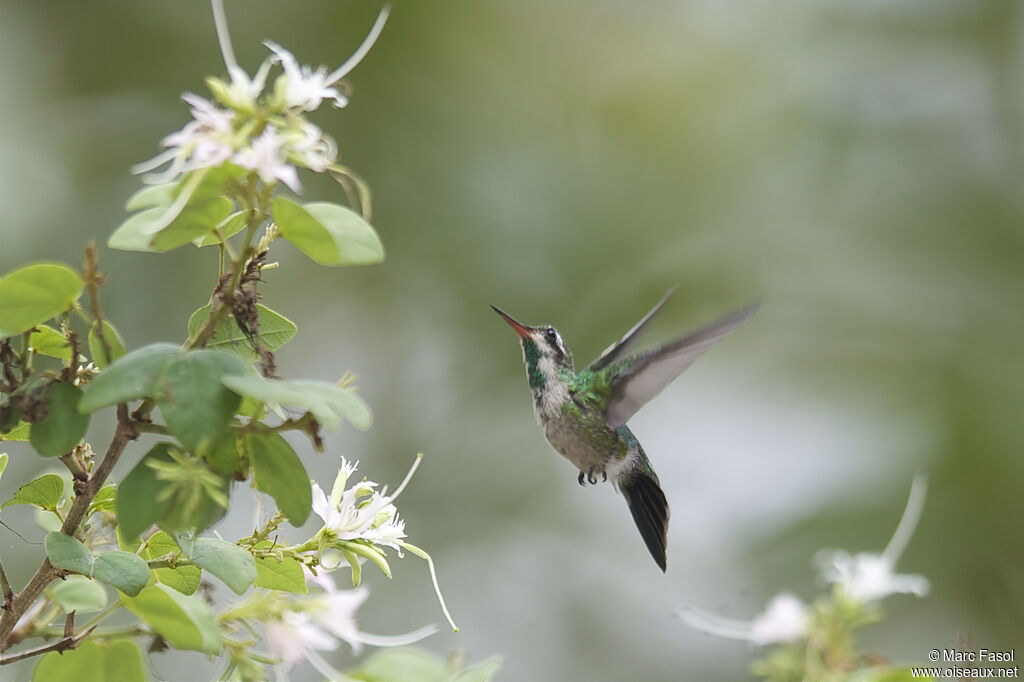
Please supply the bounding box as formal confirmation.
[491,305,574,380]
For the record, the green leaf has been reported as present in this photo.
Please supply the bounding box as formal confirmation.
[32,639,147,682]
[78,343,182,413]
[155,350,247,452]
[88,484,117,515]
[1,420,31,441]
[141,530,201,595]
[223,374,372,432]
[116,443,174,540]
[242,432,311,525]
[349,649,448,682]
[121,583,221,654]
[30,382,90,456]
[151,197,234,251]
[0,453,7,480]
[454,658,505,682]
[205,433,243,479]
[125,182,176,211]
[273,198,384,266]
[186,304,297,360]
[254,543,307,593]
[28,325,72,361]
[87,320,127,369]
[193,210,248,247]
[349,649,504,682]
[91,551,150,596]
[0,263,83,338]
[47,576,108,613]
[175,535,256,595]
[3,474,64,511]
[44,533,94,576]
[109,198,234,253]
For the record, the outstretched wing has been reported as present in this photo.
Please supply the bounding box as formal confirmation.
[602,302,760,427]
[588,288,676,372]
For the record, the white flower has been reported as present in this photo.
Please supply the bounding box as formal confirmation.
[817,473,930,603]
[264,7,390,112]
[284,122,338,173]
[266,43,347,111]
[679,592,810,646]
[233,127,301,192]
[263,569,436,680]
[311,456,417,549]
[131,94,235,183]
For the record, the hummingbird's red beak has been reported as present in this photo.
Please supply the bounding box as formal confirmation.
[491,305,533,339]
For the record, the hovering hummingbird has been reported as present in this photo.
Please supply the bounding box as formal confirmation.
[491,292,759,571]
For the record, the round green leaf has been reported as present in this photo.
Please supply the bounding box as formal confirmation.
[78,343,182,413]
[44,532,94,576]
[3,474,64,511]
[47,575,108,613]
[87,320,126,368]
[193,210,248,247]
[125,182,176,211]
[0,263,83,338]
[30,382,90,456]
[32,639,147,682]
[175,535,256,595]
[243,432,311,525]
[28,325,73,361]
[141,530,202,595]
[92,551,151,596]
[273,197,384,266]
[121,583,221,654]
[254,544,307,594]
[187,303,297,360]
[0,420,30,441]
[155,350,247,452]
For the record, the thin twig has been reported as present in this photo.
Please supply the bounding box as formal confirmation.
[0,625,97,666]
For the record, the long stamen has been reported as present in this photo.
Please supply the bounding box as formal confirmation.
[882,472,928,564]
[399,541,458,632]
[387,452,423,502]
[677,605,755,640]
[210,0,240,73]
[326,5,391,85]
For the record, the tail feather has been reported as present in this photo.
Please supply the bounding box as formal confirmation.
[621,467,670,571]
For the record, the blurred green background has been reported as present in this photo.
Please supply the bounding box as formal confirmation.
[2,0,1022,680]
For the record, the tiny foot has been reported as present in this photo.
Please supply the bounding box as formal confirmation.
[578,470,586,486]
[587,468,598,485]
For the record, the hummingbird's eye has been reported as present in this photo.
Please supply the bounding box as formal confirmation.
[545,328,557,343]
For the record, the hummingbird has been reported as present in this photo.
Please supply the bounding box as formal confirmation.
[491,291,759,571]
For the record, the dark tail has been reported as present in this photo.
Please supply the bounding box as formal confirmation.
[620,466,670,572]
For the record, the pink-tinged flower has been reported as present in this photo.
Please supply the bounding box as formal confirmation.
[131,94,234,183]
[263,569,436,680]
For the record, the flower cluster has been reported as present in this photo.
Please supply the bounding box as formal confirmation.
[679,474,930,675]
[133,0,388,193]
[312,457,408,551]
[309,455,458,633]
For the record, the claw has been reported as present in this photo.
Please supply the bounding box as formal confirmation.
[578,471,586,486]
[587,469,598,485]
[602,470,608,482]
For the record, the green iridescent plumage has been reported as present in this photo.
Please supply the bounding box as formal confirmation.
[492,294,759,571]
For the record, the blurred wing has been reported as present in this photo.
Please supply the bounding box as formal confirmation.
[603,302,760,427]
[588,288,676,372]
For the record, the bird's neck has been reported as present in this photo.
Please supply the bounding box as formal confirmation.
[522,339,573,422]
